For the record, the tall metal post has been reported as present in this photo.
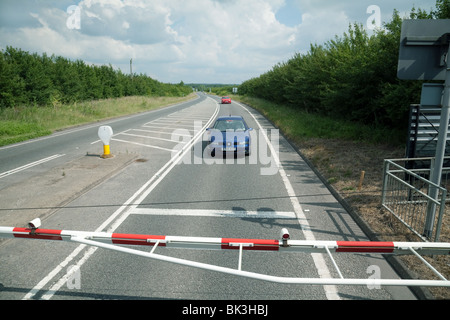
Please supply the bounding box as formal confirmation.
[130,58,133,78]
[425,44,450,238]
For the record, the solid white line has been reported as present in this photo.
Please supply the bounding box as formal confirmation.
[234,101,341,300]
[147,118,189,124]
[167,115,211,120]
[143,122,195,129]
[26,97,220,300]
[111,138,174,152]
[119,132,186,143]
[132,128,192,137]
[90,129,133,145]
[131,208,296,219]
[142,124,194,132]
[0,154,65,179]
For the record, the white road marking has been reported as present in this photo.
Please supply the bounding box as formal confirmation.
[146,118,189,124]
[22,97,339,300]
[132,128,192,137]
[142,124,194,132]
[0,154,65,179]
[111,138,174,152]
[23,97,220,300]
[131,208,296,219]
[90,129,132,145]
[234,101,341,300]
[119,132,186,143]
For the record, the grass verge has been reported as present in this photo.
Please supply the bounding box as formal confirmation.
[234,94,449,299]
[0,94,195,147]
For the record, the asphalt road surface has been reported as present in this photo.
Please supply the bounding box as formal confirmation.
[0,93,416,302]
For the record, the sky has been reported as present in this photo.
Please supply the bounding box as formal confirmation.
[0,0,439,84]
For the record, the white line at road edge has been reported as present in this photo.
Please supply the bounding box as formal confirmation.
[234,101,341,300]
[23,97,220,300]
[0,154,65,179]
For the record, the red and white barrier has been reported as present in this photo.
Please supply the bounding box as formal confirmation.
[1,222,449,288]
[1,225,449,255]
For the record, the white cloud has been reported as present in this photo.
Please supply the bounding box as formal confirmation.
[0,0,438,83]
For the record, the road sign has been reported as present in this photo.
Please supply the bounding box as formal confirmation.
[397,19,450,81]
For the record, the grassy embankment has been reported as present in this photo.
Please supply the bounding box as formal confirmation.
[0,94,195,147]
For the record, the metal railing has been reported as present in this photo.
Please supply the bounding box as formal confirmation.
[381,158,448,242]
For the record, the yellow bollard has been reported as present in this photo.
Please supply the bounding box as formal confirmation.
[98,126,114,159]
[101,144,113,158]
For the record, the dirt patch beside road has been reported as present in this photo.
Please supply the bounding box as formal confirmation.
[296,138,449,299]
[0,153,138,231]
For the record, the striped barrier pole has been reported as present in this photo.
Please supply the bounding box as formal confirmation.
[1,222,449,287]
[1,225,449,255]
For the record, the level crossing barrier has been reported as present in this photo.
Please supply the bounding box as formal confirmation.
[1,219,449,288]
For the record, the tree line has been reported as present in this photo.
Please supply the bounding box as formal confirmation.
[238,0,450,131]
[0,47,192,109]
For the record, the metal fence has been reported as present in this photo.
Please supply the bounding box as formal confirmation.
[381,158,448,242]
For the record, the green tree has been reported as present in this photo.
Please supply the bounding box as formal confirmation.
[0,46,191,108]
[239,1,446,131]
[434,0,450,18]
[0,48,26,108]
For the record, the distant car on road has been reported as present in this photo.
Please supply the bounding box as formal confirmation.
[206,116,252,156]
[221,96,231,104]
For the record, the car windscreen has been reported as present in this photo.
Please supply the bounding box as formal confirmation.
[213,120,246,132]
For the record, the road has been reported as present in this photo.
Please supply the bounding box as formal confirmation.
[0,93,416,302]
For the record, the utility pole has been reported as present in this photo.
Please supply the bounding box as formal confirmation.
[130,58,133,79]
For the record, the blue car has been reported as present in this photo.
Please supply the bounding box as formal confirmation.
[206,116,253,156]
